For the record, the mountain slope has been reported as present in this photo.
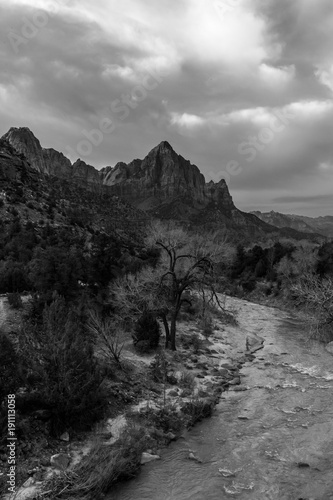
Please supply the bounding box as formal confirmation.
[251,210,333,238]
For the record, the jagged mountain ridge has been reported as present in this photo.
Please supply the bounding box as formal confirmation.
[2,128,234,210]
[251,210,333,238]
[0,127,325,241]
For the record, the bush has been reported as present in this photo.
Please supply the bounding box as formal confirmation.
[42,425,147,498]
[148,405,184,434]
[181,397,214,426]
[180,333,201,353]
[0,333,20,403]
[150,352,169,383]
[179,370,195,390]
[0,262,30,293]
[199,315,214,339]
[242,279,256,292]
[87,309,124,365]
[19,297,107,435]
[7,292,23,308]
[133,311,161,352]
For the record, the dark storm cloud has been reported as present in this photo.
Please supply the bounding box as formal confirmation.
[0,0,332,215]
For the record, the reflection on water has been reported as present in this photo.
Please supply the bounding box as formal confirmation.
[109,298,333,500]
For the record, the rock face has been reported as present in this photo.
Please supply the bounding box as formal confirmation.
[0,136,37,183]
[101,141,235,213]
[3,127,72,178]
[2,129,237,216]
[72,159,102,187]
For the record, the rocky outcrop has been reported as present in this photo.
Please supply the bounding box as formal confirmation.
[0,137,36,183]
[101,141,235,214]
[3,127,72,178]
[72,159,102,187]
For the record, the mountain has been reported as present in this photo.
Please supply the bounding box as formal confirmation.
[3,127,72,178]
[0,134,147,239]
[1,127,325,242]
[251,210,333,238]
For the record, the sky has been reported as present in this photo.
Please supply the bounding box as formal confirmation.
[0,0,333,216]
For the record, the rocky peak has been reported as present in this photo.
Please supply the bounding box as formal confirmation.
[101,142,235,212]
[72,159,101,186]
[2,126,72,178]
[3,127,43,162]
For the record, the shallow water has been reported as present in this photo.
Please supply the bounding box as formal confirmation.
[109,298,333,500]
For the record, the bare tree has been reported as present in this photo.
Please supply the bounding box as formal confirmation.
[87,309,125,365]
[147,222,230,350]
[109,265,171,345]
[291,275,333,341]
[109,222,230,351]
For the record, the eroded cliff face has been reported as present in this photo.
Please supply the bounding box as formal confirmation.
[3,127,72,178]
[0,137,34,183]
[101,141,235,212]
[71,159,102,186]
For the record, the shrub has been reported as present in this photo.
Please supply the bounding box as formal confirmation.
[150,352,169,383]
[0,333,20,403]
[149,405,184,434]
[133,311,161,351]
[180,333,201,353]
[179,370,195,391]
[181,397,214,426]
[7,292,23,308]
[42,425,147,499]
[199,315,214,339]
[0,262,30,293]
[19,297,107,435]
[242,279,256,292]
[87,309,124,365]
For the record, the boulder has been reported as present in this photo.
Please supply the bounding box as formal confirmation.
[50,453,70,470]
[141,452,160,464]
[188,452,203,463]
[59,431,69,442]
[325,342,333,355]
[165,432,177,441]
[23,477,35,488]
[228,377,241,385]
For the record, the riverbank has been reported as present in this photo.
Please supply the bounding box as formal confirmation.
[3,295,266,500]
[109,298,333,500]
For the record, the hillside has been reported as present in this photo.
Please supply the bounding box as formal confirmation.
[251,210,333,238]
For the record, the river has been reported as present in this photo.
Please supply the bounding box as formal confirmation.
[109,298,333,500]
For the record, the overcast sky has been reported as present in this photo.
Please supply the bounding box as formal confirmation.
[1,0,333,216]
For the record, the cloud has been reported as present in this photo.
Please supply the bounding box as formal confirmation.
[0,0,332,215]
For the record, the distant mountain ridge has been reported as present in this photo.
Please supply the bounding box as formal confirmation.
[251,210,333,238]
[0,127,326,241]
